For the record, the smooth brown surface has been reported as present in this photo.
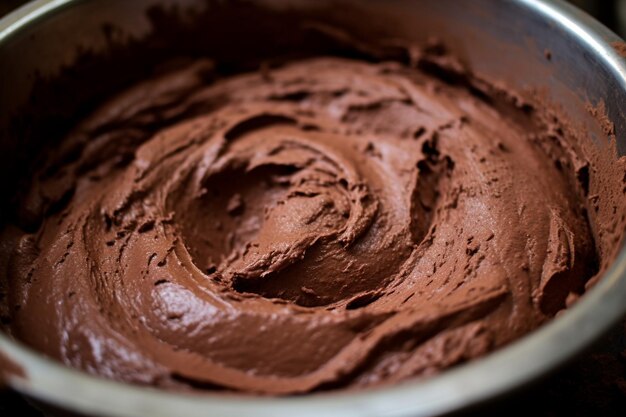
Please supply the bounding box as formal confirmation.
[2,36,625,395]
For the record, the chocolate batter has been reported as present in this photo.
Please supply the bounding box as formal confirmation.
[0,42,623,394]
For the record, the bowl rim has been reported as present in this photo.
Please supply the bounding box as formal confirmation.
[1,0,626,416]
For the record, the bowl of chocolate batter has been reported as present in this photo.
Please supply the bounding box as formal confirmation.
[1,0,626,416]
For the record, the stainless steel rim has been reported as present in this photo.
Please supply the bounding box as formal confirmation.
[1,1,626,416]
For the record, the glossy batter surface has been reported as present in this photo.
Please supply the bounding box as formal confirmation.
[2,55,602,393]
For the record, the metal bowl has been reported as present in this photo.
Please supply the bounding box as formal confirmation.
[1,0,626,416]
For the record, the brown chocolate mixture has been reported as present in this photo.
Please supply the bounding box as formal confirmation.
[612,41,626,58]
[1,41,625,394]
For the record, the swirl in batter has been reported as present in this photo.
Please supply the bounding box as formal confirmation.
[2,54,603,393]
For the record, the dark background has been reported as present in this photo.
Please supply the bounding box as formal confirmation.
[0,0,626,416]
